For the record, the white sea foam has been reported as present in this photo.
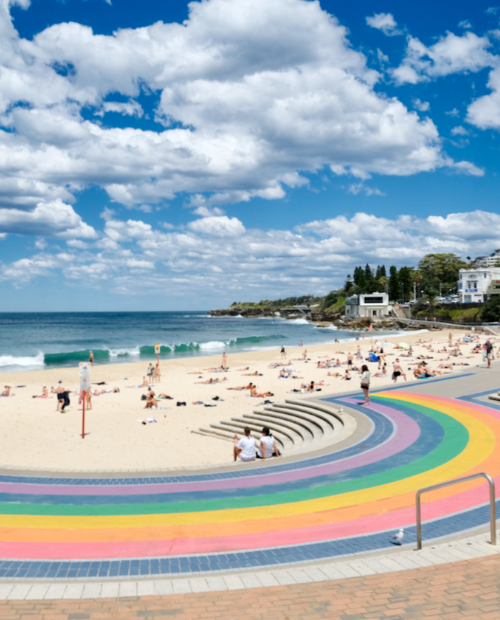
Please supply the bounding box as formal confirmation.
[0,352,45,367]
[109,347,141,358]
[286,318,310,325]
[199,341,227,350]
[315,324,338,330]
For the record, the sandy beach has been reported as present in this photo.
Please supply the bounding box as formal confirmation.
[0,327,494,472]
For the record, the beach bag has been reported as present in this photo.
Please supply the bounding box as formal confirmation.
[361,382,369,389]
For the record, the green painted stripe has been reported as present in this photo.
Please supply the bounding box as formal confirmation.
[0,399,469,517]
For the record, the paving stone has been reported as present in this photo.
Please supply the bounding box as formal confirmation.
[24,584,49,600]
[44,584,67,599]
[100,582,120,598]
[171,579,191,594]
[153,580,174,596]
[62,583,85,599]
[137,581,155,597]
[222,575,246,590]
[81,584,102,599]
[188,578,209,593]
[7,584,32,600]
[119,581,138,597]
[240,573,266,588]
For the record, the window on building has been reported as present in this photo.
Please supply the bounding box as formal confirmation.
[363,296,384,304]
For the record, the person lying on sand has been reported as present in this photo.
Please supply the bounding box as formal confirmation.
[327,371,342,377]
[249,385,273,398]
[158,393,173,399]
[243,371,261,376]
[227,383,254,391]
[237,367,250,371]
[196,377,228,384]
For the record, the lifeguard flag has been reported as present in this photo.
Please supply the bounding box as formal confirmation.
[368,324,372,331]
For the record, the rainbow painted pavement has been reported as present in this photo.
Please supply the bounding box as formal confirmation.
[1,385,500,580]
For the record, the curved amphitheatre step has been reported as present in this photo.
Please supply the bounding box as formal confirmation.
[196,397,347,456]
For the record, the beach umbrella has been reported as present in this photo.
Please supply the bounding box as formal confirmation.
[398,342,410,349]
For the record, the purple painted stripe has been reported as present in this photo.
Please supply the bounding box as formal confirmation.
[0,401,419,496]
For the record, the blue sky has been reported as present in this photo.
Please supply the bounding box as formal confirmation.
[1,0,500,311]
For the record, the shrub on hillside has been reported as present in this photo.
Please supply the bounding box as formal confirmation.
[481,296,500,322]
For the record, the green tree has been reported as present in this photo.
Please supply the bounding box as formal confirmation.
[481,296,500,322]
[364,264,376,293]
[353,266,366,289]
[418,253,467,294]
[388,266,399,302]
[398,267,414,302]
[344,277,353,295]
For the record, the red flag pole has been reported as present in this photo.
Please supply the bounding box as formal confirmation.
[82,390,86,439]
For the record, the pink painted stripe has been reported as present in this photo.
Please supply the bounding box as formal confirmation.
[0,401,418,497]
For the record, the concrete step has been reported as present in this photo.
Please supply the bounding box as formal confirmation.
[249,409,320,441]
[241,412,315,446]
[226,417,302,447]
[264,405,335,438]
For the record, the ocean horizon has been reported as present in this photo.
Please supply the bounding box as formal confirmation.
[0,311,416,374]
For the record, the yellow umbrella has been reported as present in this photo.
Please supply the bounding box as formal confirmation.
[398,342,410,349]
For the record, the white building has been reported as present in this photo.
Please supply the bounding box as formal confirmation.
[458,267,500,303]
[474,249,500,268]
[345,292,389,318]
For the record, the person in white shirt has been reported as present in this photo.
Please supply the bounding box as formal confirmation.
[360,364,371,405]
[233,427,256,462]
[257,427,282,459]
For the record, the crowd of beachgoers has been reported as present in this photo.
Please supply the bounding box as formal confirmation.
[0,328,496,470]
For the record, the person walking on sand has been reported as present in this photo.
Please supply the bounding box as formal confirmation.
[222,352,227,369]
[280,346,286,360]
[392,359,407,383]
[55,380,65,412]
[360,364,371,405]
[485,340,494,368]
[89,350,94,365]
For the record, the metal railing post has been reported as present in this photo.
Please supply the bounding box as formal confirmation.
[416,473,496,550]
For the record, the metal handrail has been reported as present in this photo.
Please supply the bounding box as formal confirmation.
[416,473,497,550]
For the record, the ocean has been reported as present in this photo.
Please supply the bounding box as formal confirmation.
[0,312,409,373]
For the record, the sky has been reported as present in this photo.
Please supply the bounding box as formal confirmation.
[1,0,500,311]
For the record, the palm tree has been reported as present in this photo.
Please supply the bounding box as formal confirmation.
[378,276,389,294]
[412,271,423,299]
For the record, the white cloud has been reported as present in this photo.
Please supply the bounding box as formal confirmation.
[446,108,460,117]
[413,98,430,112]
[348,183,385,196]
[0,200,96,238]
[467,67,500,129]
[97,101,143,118]
[366,13,401,36]
[451,125,469,136]
[0,0,478,232]
[458,20,472,29]
[393,32,496,84]
[187,215,245,237]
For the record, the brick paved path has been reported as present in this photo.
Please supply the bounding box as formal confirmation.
[3,554,500,619]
